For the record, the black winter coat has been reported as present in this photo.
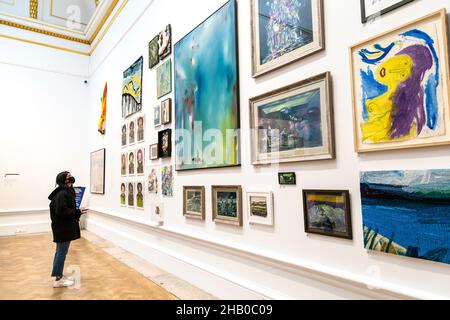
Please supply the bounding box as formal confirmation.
[48,187,81,243]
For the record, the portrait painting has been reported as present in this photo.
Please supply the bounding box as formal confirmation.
[136,148,145,175]
[128,182,135,207]
[128,120,136,145]
[128,150,136,175]
[158,24,172,60]
[136,182,144,210]
[121,153,127,176]
[121,124,127,147]
[158,129,172,158]
[90,149,105,195]
[212,185,243,226]
[157,58,172,99]
[137,116,145,142]
[120,183,127,207]
[122,56,143,118]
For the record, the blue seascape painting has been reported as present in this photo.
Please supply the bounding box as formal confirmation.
[174,0,240,171]
[361,170,450,265]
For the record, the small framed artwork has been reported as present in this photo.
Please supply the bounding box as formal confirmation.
[150,143,159,160]
[158,24,172,60]
[136,148,145,175]
[247,192,274,226]
[137,115,145,143]
[127,182,135,207]
[361,0,414,23]
[212,185,243,227]
[303,190,353,240]
[161,98,172,125]
[128,120,136,145]
[90,148,106,195]
[120,182,127,207]
[161,165,173,197]
[121,153,127,177]
[183,186,205,220]
[148,35,160,69]
[250,0,324,78]
[147,166,160,195]
[157,58,172,99]
[136,181,145,210]
[250,72,334,165]
[278,172,296,185]
[154,104,161,127]
[121,124,127,147]
[128,150,136,175]
[158,129,172,158]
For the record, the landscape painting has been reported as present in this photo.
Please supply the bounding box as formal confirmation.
[174,0,240,171]
[361,170,450,265]
[303,190,352,239]
[183,186,205,220]
[212,185,242,226]
[122,57,143,118]
[247,192,274,226]
[350,10,450,152]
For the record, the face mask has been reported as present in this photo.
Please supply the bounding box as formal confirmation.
[67,177,76,184]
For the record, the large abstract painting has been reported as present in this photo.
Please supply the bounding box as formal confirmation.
[122,57,143,119]
[361,170,450,265]
[250,0,324,77]
[174,0,240,171]
[350,10,450,153]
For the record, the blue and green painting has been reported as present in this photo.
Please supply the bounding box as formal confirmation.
[361,170,450,265]
[174,0,240,171]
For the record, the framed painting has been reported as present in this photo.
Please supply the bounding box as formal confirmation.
[128,150,136,175]
[250,0,324,78]
[147,166,160,195]
[121,124,127,147]
[350,10,450,153]
[175,0,240,171]
[150,143,159,160]
[136,181,145,210]
[157,58,172,99]
[149,35,160,69]
[136,148,145,175]
[161,165,173,197]
[183,186,205,220]
[122,56,143,118]
[154,104,161,127]
[137,115,145,143]
[303,190,353,239]
[250,72,334,165]
[247,192,274,226]
[361,0,414,23]
[158,24,172,60]
[158,129,172,158]
[278,172,296,185]
[120,153,127,177]
[361,170,450,265]
[128,120,136,145]
[120,182,127,207]
[127,182,135,207]
[212,185,243,227]
[90,149,106,195]
[161,98,172,125]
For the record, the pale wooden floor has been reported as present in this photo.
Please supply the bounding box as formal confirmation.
[0,233,178,300]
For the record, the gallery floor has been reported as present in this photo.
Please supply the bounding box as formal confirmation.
[0,232,215,300]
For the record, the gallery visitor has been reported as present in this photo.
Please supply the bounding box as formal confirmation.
[48,171,88,288]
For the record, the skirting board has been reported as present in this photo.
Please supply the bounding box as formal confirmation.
[0,210,51,237]
[84,210,433,300]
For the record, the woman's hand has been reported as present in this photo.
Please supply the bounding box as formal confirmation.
[80,208,89,215]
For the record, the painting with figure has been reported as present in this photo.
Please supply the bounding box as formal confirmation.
[137,116,145,142]
[361,170,450,265]
[122,57,143,118]
[121,124,127,147]
[350,10,450,152]
[161,165,173,197]
[251,0,324,77]
[158,24,172,60]
[120,183,126,207]
[136,148,145,175]
[136,182,144,210]
[147,166,159,195]
[157,59,172,98]
[128,182,135,207]
[174,0,240,171]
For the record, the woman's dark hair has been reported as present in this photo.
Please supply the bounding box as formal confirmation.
[56,171,69,187]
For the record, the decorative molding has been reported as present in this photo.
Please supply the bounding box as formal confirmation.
[29,0,38,19]
[88,0,120,43]
[0,209,48,216]
[50,0,88,27]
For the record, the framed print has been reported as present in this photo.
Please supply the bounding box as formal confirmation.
[90,149,106,195]
[150,143,159,160]
[156,58,172,99]
[183,186,205,220]
[128,120,136,145]
[121,124,127,147]
[137,116,145,143]
[158,24,172,60]
[350,10,450,153]
[161,165,173,197]
[149,35,160,69]
[154,104,161,127]
[121,153,127,176]
[158,129,172,158]
[128,150,136,175]
[147,166,160,195]
[136,148,145,175]
[175,0,240,171]
[361,170,450,265]
[247,192,274,226]
[278,172,296,185]
[361,0,414,23]
[161,98,172,125]
[127,182,135,207]
[122,56,143,118]
[120,183,127,207]
[303,190,352,239]
[250,72,334,165]
[212,185,243,227]
[250,0,324,78]
[136,181,145,210]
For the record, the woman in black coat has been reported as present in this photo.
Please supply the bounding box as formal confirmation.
[48,171,87,288]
